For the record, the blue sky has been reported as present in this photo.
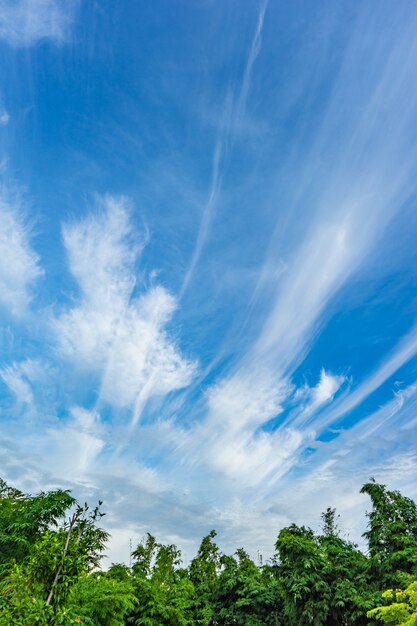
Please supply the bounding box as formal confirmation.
[1,0,417,563]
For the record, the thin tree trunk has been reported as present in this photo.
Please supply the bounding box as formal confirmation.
[45,509,80,606]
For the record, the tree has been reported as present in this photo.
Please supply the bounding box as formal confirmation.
[361,480,417,585]
[275,519,374,625]
[188,530,221,624]
[66,572,136,626]
[318,528,374,624]
[2,475,417,626]
[0,479,111,624]
[321,507,340,538]
[213,548,283,625]
[275,524,330,625]
[128,535,195,625]
[0,478,75,575]
[368,580,417,625]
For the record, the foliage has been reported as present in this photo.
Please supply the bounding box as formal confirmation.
[67,573,137,625]
[275,524,331,625]
[361,480,417,585]
[128,534,195,625]
[0,481,110,624]
[368,581,417,625]
[1,476,417,625]
[213,549,283,625]
[0,478,75,575]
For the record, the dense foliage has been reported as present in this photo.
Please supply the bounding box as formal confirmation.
[1,477,417,625]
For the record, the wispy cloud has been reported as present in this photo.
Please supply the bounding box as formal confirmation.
[176,372,307,490]
[0,193,42,316]
[274,384,417,544]
[45,406,105,480]
[179,137,223,297]
[234,0,269,126]
[55,196,196,422]
[198,4,417,452]
[0,0,78,47]
[245,4,417,376]
[313,324,417,432]
[2,0,417,568]
[0,110,9,126]
[180,1,268,295]
[0,361,34,407]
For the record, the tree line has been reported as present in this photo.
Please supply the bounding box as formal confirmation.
[0,477,416,625]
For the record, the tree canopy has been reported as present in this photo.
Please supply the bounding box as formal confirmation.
[0,477,416,625]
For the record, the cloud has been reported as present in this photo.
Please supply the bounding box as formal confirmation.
[55,196,196,420]
[0,362,34,406]
[180,1,268,296]
[179,137,223,297]
[235,0,269,126]
[0,358,57,413]
[0,110,9,126]
[286,369,346,430]
[272,384,417,545]
[245,5,417,381]
[311,369,344,406]
[0,194,42,316]
[178,373,308,489]
[251,212,389,378]
[2,1,417,570]
[0,0,78,47]
[45,407,105,479]
[314,325,417,432]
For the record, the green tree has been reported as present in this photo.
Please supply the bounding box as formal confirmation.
[275,520,374,625]
[189,530,221,624]
[318,530,373,624]
[67,572,136,626]
[368,580,417,625]
[275,524,330,625]
[0,480,111,625]
[0,478,75,575]
[361,480,417,586]
[321,507,340,538]
[128,535,195,625]
[214,548,283,625]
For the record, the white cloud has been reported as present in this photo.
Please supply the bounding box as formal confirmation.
[180,0,268,296]
[315,326,417,432]
[312,369,344,405]
[0,195,42,316]
[56,196,196,419]
[0,110,9,126]
[0,0,78,47]
[179,373,307,488]
[246,8,417,383]
[0,358,56,409]
[46,407,105,479]
[187,17,417,496]
[62,195,139,307]
[0,362,34,406]
[272,385,417,546]
[287,369,346,430]
[252,214,380,376]
[207,372,286,432]
[99,286,196,417]
[234,0,268,126]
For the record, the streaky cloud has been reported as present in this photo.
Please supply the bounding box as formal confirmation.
[180,0,268,296]
[0,192,42,316]
[312,324,417,432]
[0,0,78,47]
[55,196,196,423]
[234,0,269,127]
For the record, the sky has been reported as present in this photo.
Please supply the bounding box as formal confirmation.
[1,0,417,565]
